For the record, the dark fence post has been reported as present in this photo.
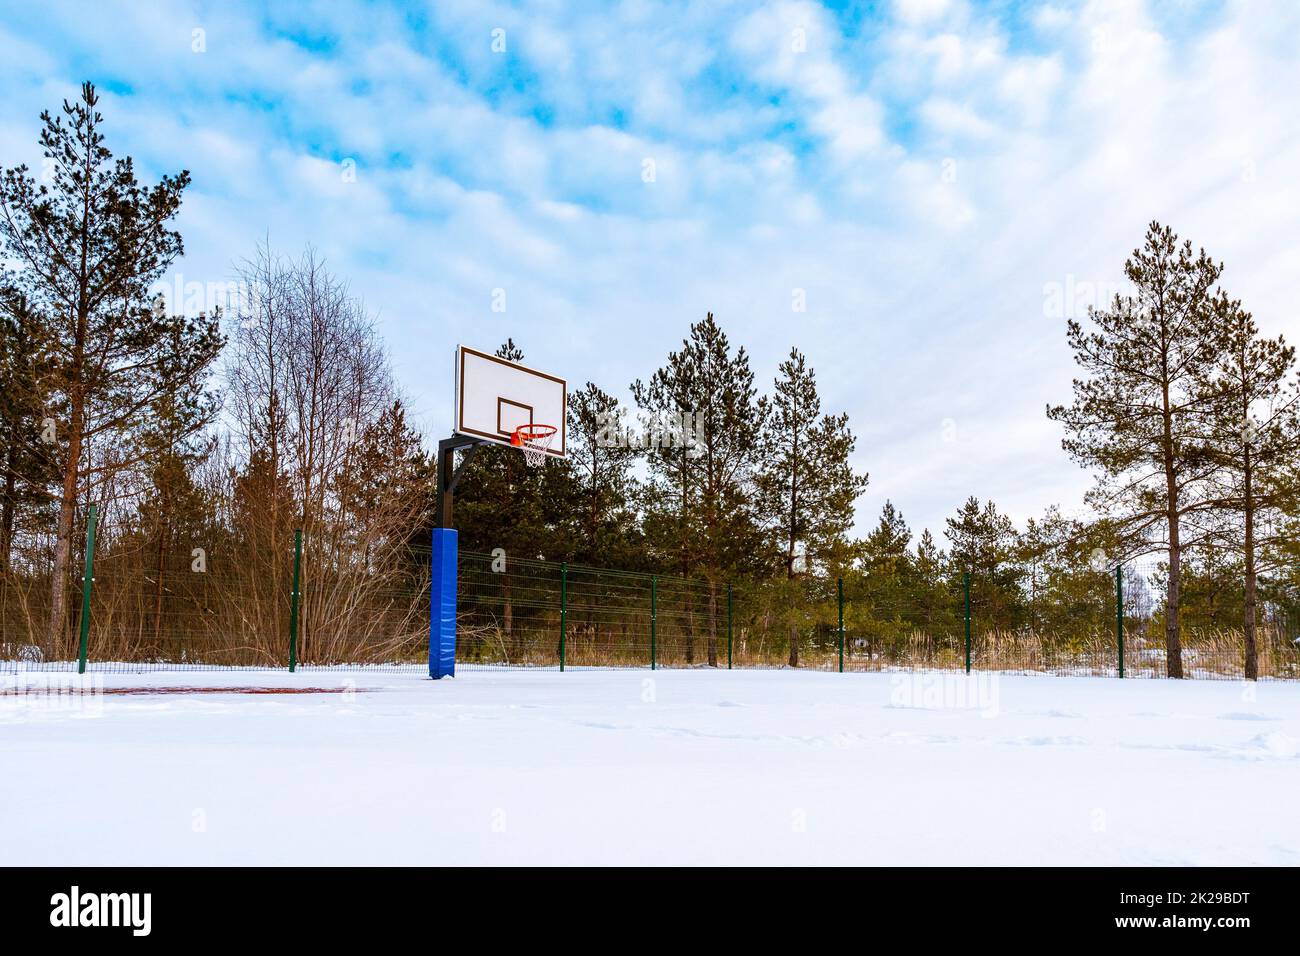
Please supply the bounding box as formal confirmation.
[289,529,302,672]
[1116,563,1125,679]
[559,563,567,672]
[837,576,844,673]
[963,571,972,675]
[727,582,733,670]
[650,576,657,670]
[76,503,98,675]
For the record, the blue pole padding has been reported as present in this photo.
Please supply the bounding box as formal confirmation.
[429,527,458,679]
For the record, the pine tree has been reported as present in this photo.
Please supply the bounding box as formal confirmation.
[332,398,433,556]
[856,501,914,653]
[1018,508,1113,641]
[1195,293,1299,679]
[944,496,1022,630]
[1019,513,1050,635]
[1048,222,1225,678]
[631,336,704,585]
[757,347,868,665]
[566,382,639,565]
[633,314,769,665]
[0,292,57,574]
[0,83,224,650]
[136,316,223,644]
[230,446,297,647]
[861,501,912,575]
[912,528,952,632]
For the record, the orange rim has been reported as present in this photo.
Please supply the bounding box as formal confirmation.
[511,424,557,447]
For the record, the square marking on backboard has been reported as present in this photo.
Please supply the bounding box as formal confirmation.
[497,398,534,438]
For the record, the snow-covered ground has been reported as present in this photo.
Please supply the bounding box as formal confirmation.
[2,667,1298,865]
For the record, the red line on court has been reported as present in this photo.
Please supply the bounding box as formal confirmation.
[1,686,375,696]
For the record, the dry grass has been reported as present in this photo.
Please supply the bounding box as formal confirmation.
[451,620,1300,681]
[7,560,1298,680]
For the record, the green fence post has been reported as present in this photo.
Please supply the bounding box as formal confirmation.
[559,563,568,672]
[837,576,844,673]
[963,571,972,675]
[1116,563,1125,679]
[727,582,733,670]
[76,503,98,674]
[288,529,302,672]
[650,576,657,671]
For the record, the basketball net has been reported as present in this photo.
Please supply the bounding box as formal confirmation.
[511,424,557,467]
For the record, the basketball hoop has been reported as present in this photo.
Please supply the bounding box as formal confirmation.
[511,424,558,467]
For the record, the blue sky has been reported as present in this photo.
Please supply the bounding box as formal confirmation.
[3,0,1299,542]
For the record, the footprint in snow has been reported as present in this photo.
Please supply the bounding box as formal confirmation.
[883,731,960,745]
[1218,712,1280,721]
[1248,732,1297,759]
[1008,735,1089,747]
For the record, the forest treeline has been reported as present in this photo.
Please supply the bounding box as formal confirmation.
[3,85,1299,675]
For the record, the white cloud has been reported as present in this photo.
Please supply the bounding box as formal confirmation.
[919,97,995,140]
[732,1,891,165]
[894,0,955,26]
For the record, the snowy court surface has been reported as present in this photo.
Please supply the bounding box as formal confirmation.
[2,667,1298,866]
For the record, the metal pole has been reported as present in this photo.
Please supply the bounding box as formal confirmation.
[289,529,302,672]
[963,571,972,675]
[727,582,733,670]
[837,576,844,673]
[76,504,98,675]
[1116,563,1125,679]
[437,441,456,529]
[650,576,657,671]
[559,563,567,672]
[436,434,483,529]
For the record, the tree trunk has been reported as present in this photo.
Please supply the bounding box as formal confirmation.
[152,522,167,649]
[1243,464,1258,681]
[1165,506,1185,679]
[1160,378,1184,679]
[786,423,800,668]
[47,424,81,657]
[707,580,718,667]
[50,123,94,660]
[785,548,799,668]
[681,453,693,663]
[785,565,799,668]
[685,597,695,665]
[0,438,16,576]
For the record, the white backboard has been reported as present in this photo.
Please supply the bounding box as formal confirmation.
[455,345,567,458]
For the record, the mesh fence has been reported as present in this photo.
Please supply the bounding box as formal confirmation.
[0,534,433,674]
[832,574,967,673]
[562,565,654,668]
[458,552,561,668]
[3,530,1298,679]
[456,552,720,670]
[95,543,295,670]
[1111,556,1300,680]
[0,563,59,668]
